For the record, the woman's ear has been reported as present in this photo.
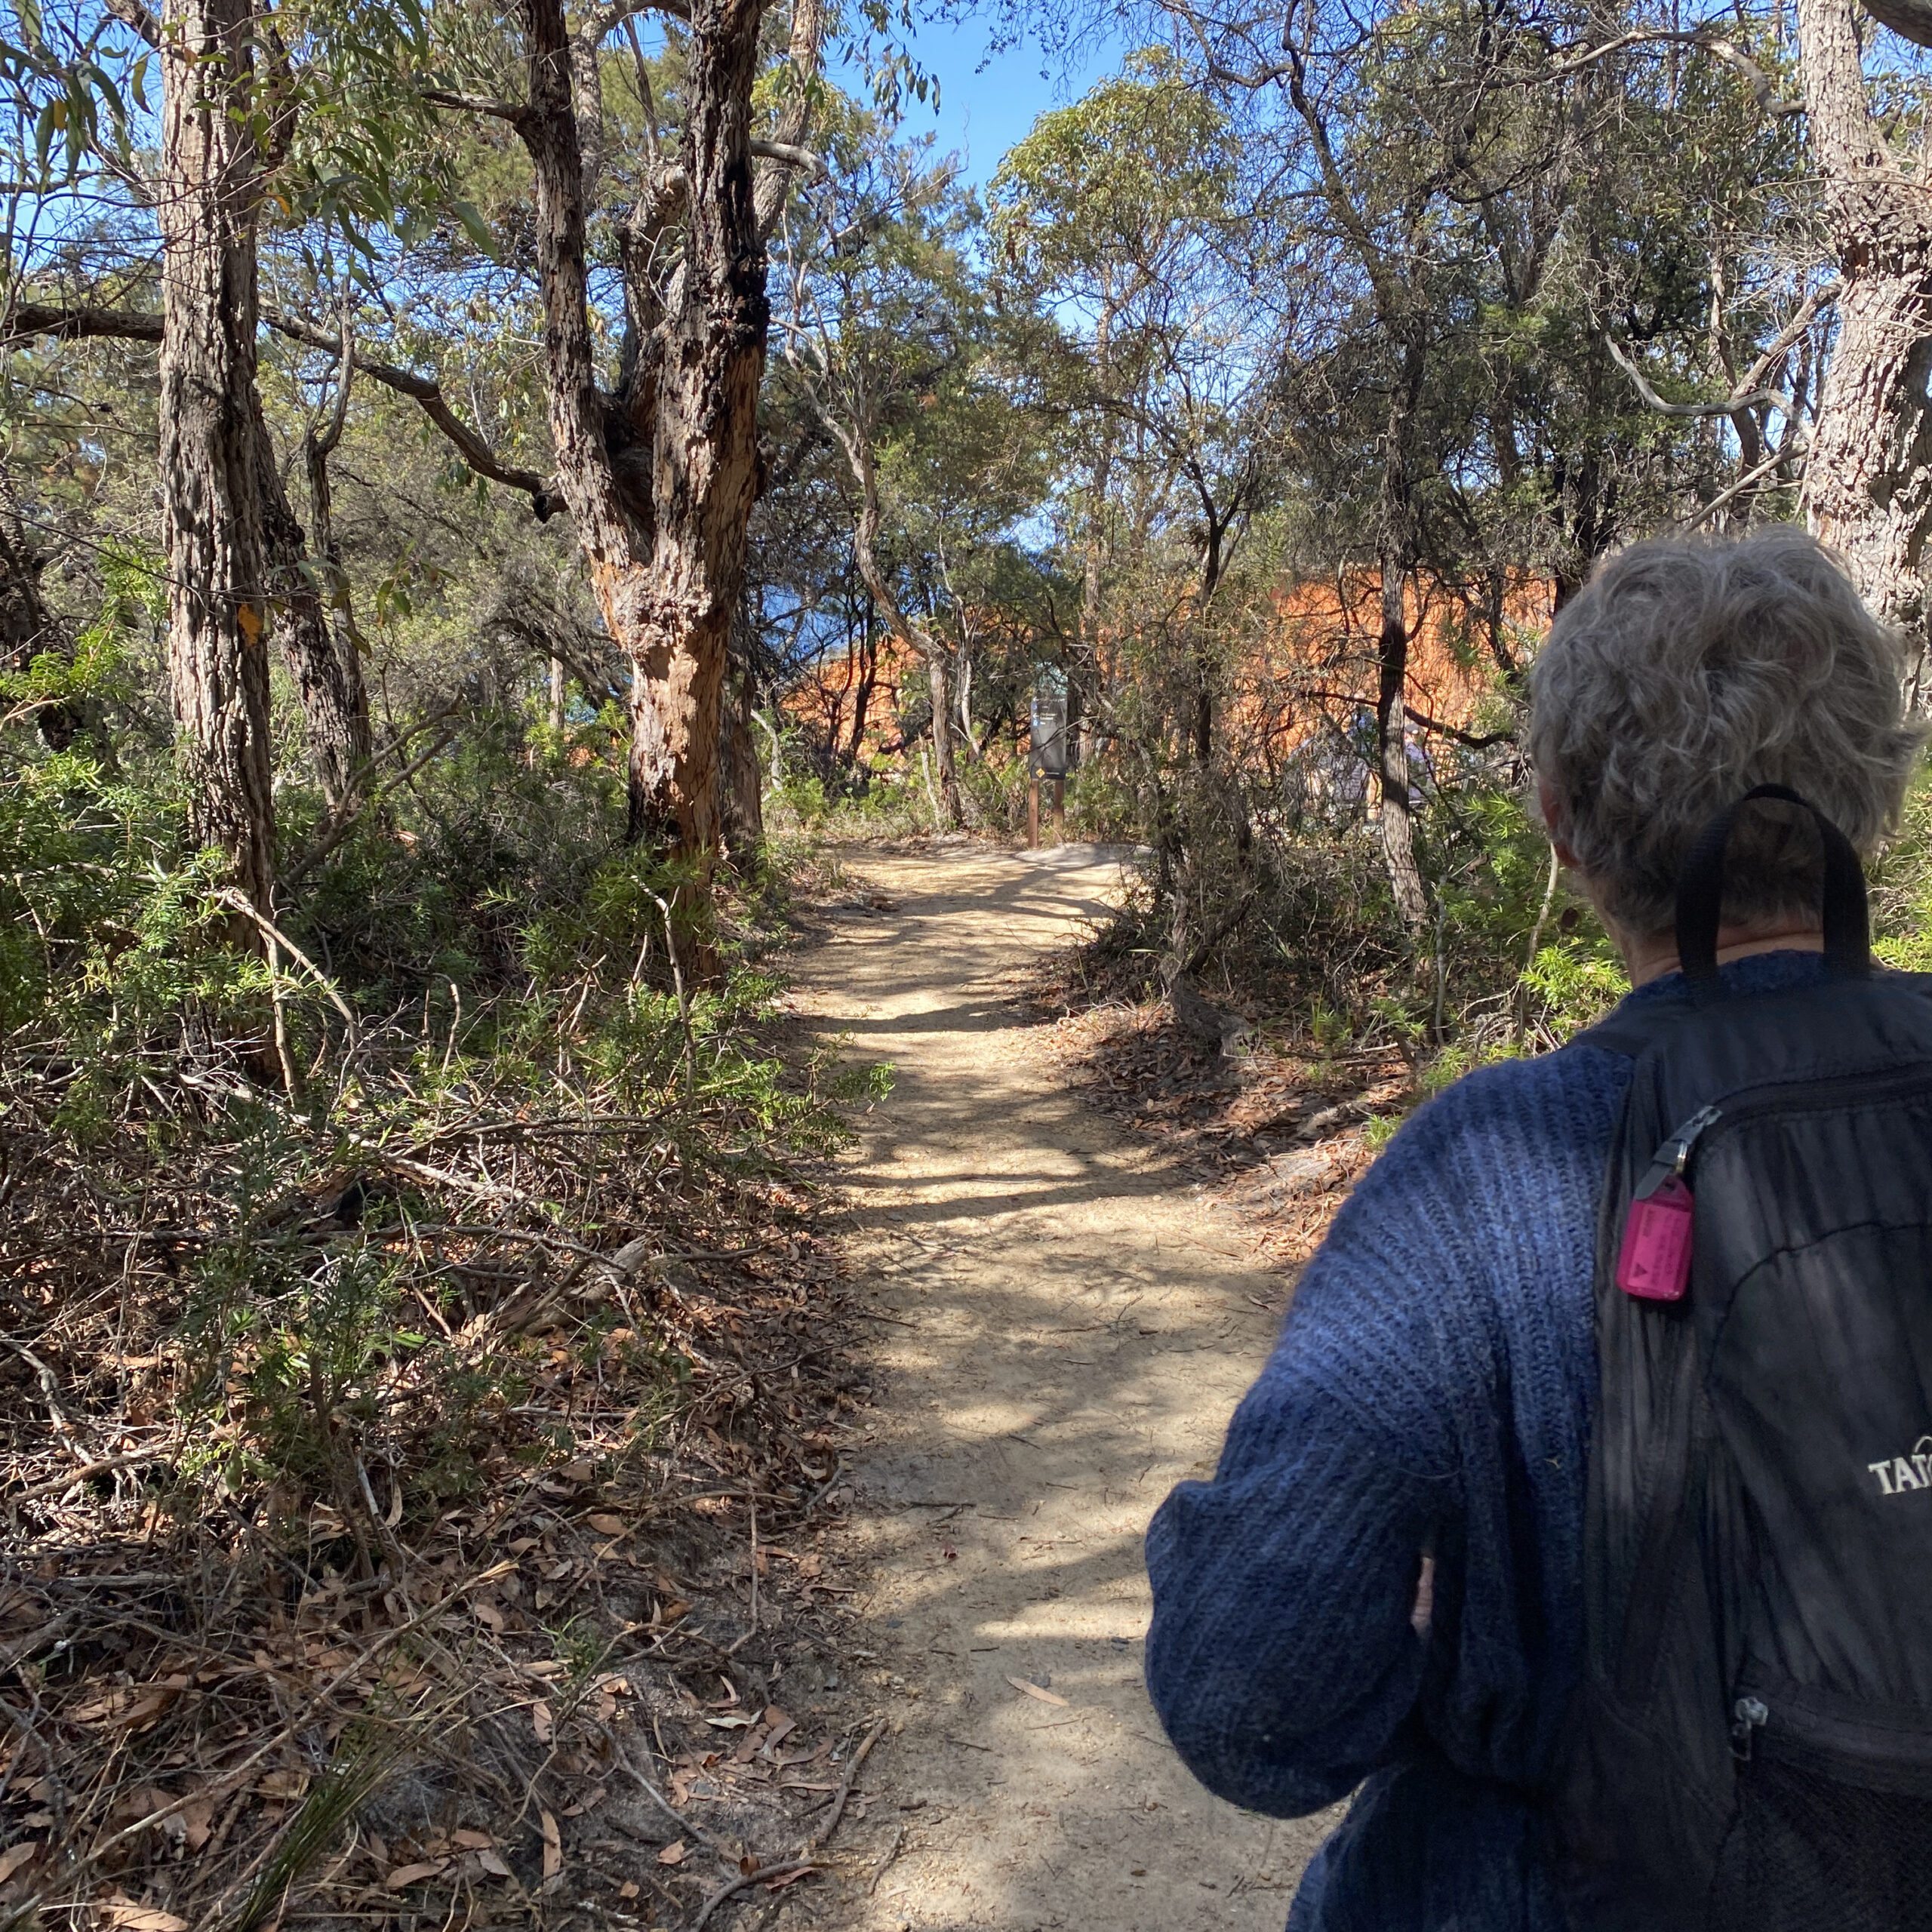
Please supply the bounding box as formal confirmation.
[1536,775,1583,873]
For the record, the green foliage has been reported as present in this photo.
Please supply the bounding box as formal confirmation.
[1873,768,1932,972]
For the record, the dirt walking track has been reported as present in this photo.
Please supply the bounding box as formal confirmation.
[790,844,1331,1932]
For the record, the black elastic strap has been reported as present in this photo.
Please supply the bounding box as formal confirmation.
[1675,783,1870,1001]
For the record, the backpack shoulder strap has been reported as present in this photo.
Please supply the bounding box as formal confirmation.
[1576,968,1932,1061]
[1571,996,1695,1061]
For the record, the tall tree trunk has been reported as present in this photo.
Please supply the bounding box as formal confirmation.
[716,663,764,858]
[260,423,371,810]
[926,642,961,827]
[157,0,276,915]
[821,426,961,829]
[518,0,820,875]
[1797,0,1932,639]
[844,604,878,771]
[1076,297,1115,768]
[1375,543,1429,932]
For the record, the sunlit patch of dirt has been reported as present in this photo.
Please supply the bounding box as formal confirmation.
[1036,995,1415,1276]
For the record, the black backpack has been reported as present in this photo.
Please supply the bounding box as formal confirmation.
[1549,786,1932,1932]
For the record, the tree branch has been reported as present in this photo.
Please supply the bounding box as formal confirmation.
[749,138,825,175]
[2,302,161,344]
[263,311,560,514]
[103,0,159,48]
[0,302,561,516]
[590,0,691,31]
[1404,706,1516,752]
[420,88,532,127]
[1604,334,1791,418]
[1734,281,1840,398]
[1544,26,1803,117]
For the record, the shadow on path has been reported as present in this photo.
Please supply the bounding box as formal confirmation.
[790,845,1334,1932]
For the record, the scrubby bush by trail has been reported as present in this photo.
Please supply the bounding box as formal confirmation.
[0,642,888,1926]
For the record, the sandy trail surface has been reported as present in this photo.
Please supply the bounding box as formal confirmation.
[789,844,1332,1932]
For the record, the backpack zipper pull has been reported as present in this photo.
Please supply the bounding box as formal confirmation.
[1629,1104,1724,1205]
[1617,1107,1722,1303]
[1730,1696,1768,1761]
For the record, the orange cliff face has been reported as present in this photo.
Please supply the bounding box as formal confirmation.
[782,629,923,772]
[777,570,1548,779]
[1202,570,1547,777]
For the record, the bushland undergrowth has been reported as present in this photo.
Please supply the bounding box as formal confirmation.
[0,645,888,1927]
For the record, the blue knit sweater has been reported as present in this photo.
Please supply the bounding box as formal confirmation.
[1143,953,1832,1932]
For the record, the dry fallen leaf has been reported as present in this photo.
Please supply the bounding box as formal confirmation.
[540,1807,562,1880]
[531,1700,554,1743]
[177,1796,216,1853]
[657,1838,687,1866]
[477,1849,512,1878]
[618,1878,641,1899]
[586,1513,626,1536]
[451,1829,494,1850]
[0,1843,35,1884]
[1005,1675,1069,1707]
[103,1905,191,1932]
[386,1860,449,1890]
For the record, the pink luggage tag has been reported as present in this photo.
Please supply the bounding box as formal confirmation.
[1615,1173,1696,1301]
[1614,1104,1720,1303]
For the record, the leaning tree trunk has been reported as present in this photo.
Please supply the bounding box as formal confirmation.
[156,0,276,915]
[259,419,371,810]
[1797,0,1932,645]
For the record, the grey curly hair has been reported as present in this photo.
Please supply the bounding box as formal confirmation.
[1528,527,1925,937]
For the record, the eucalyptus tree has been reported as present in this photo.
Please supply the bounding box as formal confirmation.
[1794,0,1932,646]
[989,52,1294,775]
[1,0,460,908]
[770,119,1048,828]
[421,0,828,878]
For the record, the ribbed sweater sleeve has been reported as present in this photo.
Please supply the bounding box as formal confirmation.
[1143,1046,1631,1825]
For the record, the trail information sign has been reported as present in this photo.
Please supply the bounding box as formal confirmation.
[1031,669,1069,779]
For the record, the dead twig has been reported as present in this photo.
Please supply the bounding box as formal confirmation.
[868,1823,906,1894]
[4,1447,174,1507]
[802,1714,888,1853]
[691,1860,821,1930]
[610,1736,741,1861]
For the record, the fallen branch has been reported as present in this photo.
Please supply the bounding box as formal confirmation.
[4,1447,174,1509]
[802,1714,888,1852]
[610,1737,741,1860]
[691,1860,820,1930]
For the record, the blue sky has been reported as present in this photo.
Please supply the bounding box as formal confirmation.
[830,12,1131,188]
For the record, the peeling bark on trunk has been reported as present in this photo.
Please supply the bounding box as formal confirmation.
[518,0,820,878]
[156,0,276,916]
[1798,0,1932,638]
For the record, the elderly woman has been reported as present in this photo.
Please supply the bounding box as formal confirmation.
[1143,527,1925,1931]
